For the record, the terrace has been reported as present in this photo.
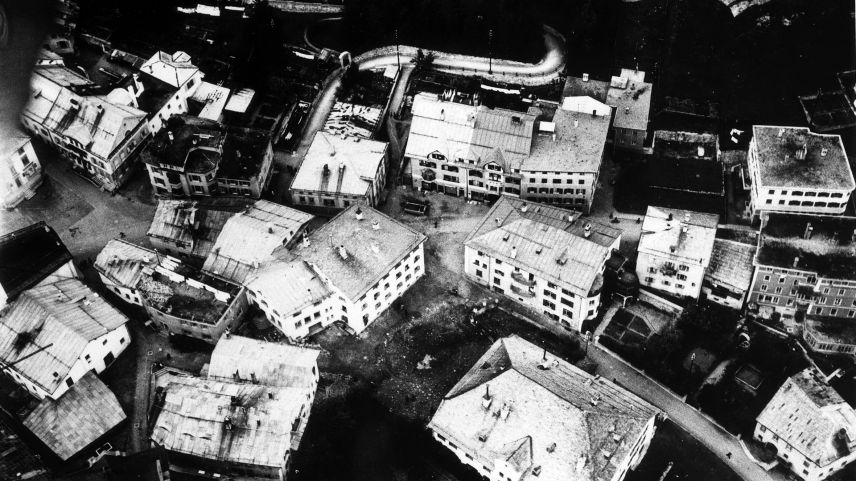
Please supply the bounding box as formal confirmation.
[757,214,856,278]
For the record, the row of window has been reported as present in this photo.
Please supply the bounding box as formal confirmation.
[527,178,586,185]
[764,199,843,208]
[765,189,844,198]
[526,187,587,195]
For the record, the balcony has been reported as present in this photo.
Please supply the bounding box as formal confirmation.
[510,284,535,298]
[511,271,535,287]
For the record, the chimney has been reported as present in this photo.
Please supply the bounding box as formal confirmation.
[795,142,807,160]
[167,131,174,143]
[338,244,349,260]
[440,109,445,121]
[584,223,592,238]
[552,133,556,142]
[582,73,589,82]
[338,161,345,173]
[684,212,690,223]
[267,223,275,234]
[793,256,800,268]
[574,119,579,128]
[355,207,364,220]
[697,145,705,157]
[520,202,528,213]
[250,372,257,383]
[224,417,232,431]
[511,245,517,259]
[761,213,769,229]
[681,225,688,233]
[495,217,500,225]
[852,228,856,243]
[803,222,813,239]
[132,73,144,96]
[591,109,596,117]
[667,213,673,221]
[372,220,380,230]
[624,107,630,114]
[821,148,828,157]
[778,128,785,138]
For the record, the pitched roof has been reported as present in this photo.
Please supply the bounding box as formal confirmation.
[756,367,856,467]
[147,199,252,259]
[0,128,32,161]
[430,336,659,481]
[286,205,426,300]
[151,372,310,468]
[524,106,610,174]
[405,93,534,170]
[245,260,331,321]
[751,126,854,190]
[0,279,128,394]
[705,239,756,291]
[202,201,313,284]
[0,222,73,301]
[140,51,199,89]
[23,372,126,460]
[638,206,719,264]
[290,131,387,197]
[465,197,618,297]
[756,214,856,279]
[606,69,652,131]
[94,239,158,289]
[208,335,319,389]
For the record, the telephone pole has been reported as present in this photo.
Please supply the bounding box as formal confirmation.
[488,28,493,75]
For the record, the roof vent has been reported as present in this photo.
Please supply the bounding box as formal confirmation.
[520,203,528,213]
[574,119,579,128]
[533,465,542,476]
[510,246,517,259]
[511,115,522,124]
[355,207,364,220]
[502,232,510,241]
[821,148,828,157]
[372,220,380,230]
[804,222,813,239]
[624,107,630,114]
[477,432,489,442]
[582,73,589,82]
[535,246,542,254]
[584,223,592,238]
[697,145,705,157]
[338,245,349,260]
[793,256,800,268]
[546,443,556,453]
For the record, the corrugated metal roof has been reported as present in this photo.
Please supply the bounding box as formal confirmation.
[0,222,73,301]
[147,199,247,259]
[246,260,331,323]
[208,335,318,389]
[0,279,129,394]
[523,107,610,173]
[94,238,158,289]
[705,239,756,291]
[23,372,125,460]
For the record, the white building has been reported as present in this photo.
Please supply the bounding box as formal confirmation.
[94,238,160,305]
[290,131,388,210]
[0,279,130,400]
[606,68,653,152]
[429,335,661,481]
[247,205,426,339]
[1,131,43,209]
[754,367,856,481]
[747,126,854,218]
[464,196,620,331]
[138,51,204,134]
[636,206,719,300]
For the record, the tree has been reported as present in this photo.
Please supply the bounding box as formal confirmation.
[413,49,436,72]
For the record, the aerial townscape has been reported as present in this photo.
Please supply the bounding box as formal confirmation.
[0,0,855,480]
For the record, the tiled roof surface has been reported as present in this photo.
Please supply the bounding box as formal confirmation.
[287,205,425,300]
[638,206,718,264]
[23,372,126,460]
[751,126,854,190]
[208,335,319,389]
[290,131,387,197]
[756,367,856,467]
[0,222,73,301]
[0,279,128,394]
[95,238,158,289]
[430,336,659,481]
[705,239,756,291]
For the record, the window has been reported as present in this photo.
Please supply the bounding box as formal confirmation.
[542,300,555,309]
[66,378,74,387]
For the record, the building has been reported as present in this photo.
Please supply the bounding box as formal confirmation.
[202,201,314,283]
[142,116,275,199]
[137,50,204,133]
[0,278,130,400]
[151,336,318,479]
[429,335,660,481]
[754,367,856,481]
[0,222,78,308]
[747,126,854,218]
[23,372,125,461]
[248,205,426,339]
[637,206,719,300]
[702,238,757,310]
[606,69,653,152]
[1,130,43,209]
[803,315,856,358]
[290,131,388,210]
[21,65,150,191]
[464,196,620,331]
[749,214,856,322]
[106,447,171,481]
[646,130,724,215]
[95,239,160,305]
[137,255,248,343]
[147,198,253,263]
[406,92,610,212]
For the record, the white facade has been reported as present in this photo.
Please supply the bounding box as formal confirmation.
[1,135,43,209]
[637,251,707,299]
[98,273,144,306]
[754,423,856,481]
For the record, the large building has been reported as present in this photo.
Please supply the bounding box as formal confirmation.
[747,126,854,218]
[749,214,856,323]
[405,93,610,212]
[0,279,130,400]
[247,205,426,339]
[142,116,275,199]
[429,336,660,481]
[290,131,388,210]
[0,222,78,308]
[151,335,318,479]
[754,367,856,481]
[636,206,719,300]
[646,130,724,215]
[702,238,757,310]
[606,69,653,152]
[202,201,314,283]
[464,196,620,331]
[1,131,43,209]
[137,255,248,343]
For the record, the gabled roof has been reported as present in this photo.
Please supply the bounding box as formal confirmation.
[756,367,856,467]
[208,334,319,389]
[286,205,426,300]
[245,260,331,322]
[705,239,756,291]
[147,199,252,259]
[140,51,199,89]
[638,206,718,264]
[290,131,387,197]
[23,372,125,460]
[202,201,313,284]
[751,126,854,190]
[0,222,73,301]
[430,336,659,481]
[0,279,129,394]
[94,238,158,289]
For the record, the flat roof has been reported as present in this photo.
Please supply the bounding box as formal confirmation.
[216,127,272,180]
[756,214,856,279]
[606,69,652,131]
[798,91,856,132]
[652,130,718,161]
[646,156,724,194]
[138,259,240,325]
[805,315,856,347]
[638,206,719,264]
[562,75,609,102]
[291,131,387,197]
[143,115,225,171]
[523,107,610,174]
[95,238,159,289]
[751,126,854,190]
[0,222,73,301]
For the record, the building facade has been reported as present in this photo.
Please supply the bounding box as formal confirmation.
[607,69,652,152]
[636,206,719,300]
[701,238,756,310]
[1,132,43,209]
[747,126,854,218]
[464,196,620,331]
[94,238,160,306]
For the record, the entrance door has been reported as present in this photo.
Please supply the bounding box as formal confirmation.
[103,351,115,367]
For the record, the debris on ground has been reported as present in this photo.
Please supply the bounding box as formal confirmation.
[416,354,435,370]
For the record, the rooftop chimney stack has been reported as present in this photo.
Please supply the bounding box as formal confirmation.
[684,212,691,223]
[372,220,380,230]
[582,73,589,82]
[761,213,770,229]
[338,244,349,260]
[520,202,528,213]
[167,131,174,143]
[511,245,518,259]
[355,207,364,220]
[804,222,813,240]
[697,145,705,157]
[793,256,800,268]
[796,142,807,160]
[624,107,630,115]
[584,223,592,238]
